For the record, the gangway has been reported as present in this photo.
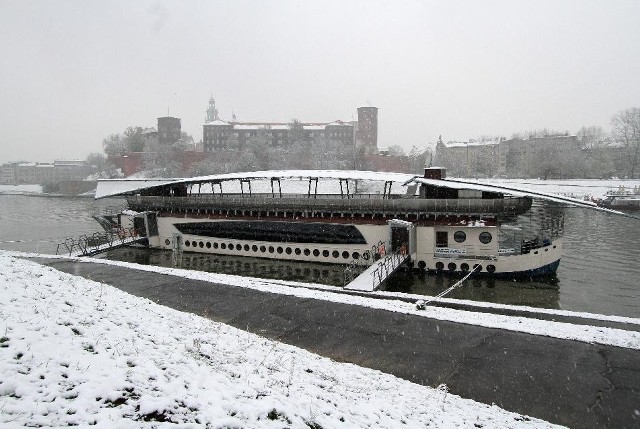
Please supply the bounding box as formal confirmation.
[344,251,410,292]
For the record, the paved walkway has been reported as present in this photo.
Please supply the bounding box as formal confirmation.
[35,258,640,428]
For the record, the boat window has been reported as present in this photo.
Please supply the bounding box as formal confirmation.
[322,250,329,257]
[236,244,242,251]
[285,247,292,254]
[479,232,492,244]
[206,242,211,249]
[332,250,339,258]
[454,231,466,243]
[277,246,283,254]
[313,249,320,256]
[303,248,310,256]
[268,246,274,253]
[244,244,249,251]
[436,231,448,247]
[342,251,350,259]
[295,248,301,255]
[199,241,204,248]
[252,245,258,252]
[260,245,266,252]
[221,243,226,249]
[352,252,360,259]
[185,240,191,247]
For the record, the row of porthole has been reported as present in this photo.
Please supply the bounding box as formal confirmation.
[426,261,496,273]
[453,230,493,244]
[177,238,364,260]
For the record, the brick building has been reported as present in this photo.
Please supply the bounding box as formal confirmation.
[202,99,377,154]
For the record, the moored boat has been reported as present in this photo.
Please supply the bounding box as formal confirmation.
[598,185,640,211]
[94,168,583,279]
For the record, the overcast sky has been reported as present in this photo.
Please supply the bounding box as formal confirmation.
[1,0,639,164]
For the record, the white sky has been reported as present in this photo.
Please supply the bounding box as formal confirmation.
[1,0,639,164]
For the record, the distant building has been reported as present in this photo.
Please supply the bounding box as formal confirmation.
[355,106,378,154]
[1,163,17,184]
[157,117,181,145]
[435,134,581,178]
[0,160,88,184]
[202,98,377,154]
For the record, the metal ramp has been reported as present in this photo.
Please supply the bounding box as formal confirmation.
[344,252,409,292]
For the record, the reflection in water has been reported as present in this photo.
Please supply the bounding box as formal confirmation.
[385,270,560,309]
[100,247,358,287]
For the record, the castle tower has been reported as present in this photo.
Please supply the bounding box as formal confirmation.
[206,95,219,123]
[157,116,181,145]
[356,106,378,154]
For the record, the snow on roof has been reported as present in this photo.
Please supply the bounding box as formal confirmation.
[94,178,181,199]
[445,141,500,148]
[95,170,418,199]
[203,121,353,131]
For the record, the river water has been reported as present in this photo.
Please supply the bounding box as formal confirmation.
[1,194,639,318]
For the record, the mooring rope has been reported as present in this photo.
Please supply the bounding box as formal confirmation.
[416,264,480,308]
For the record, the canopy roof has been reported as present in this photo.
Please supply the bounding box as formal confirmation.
[93,169,635,219]
[95,170,419,199]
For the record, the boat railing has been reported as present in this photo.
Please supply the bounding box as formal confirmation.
[370,250,407,290]
[127,194,532,215]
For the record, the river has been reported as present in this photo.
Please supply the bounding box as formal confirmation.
[1,194,639,318]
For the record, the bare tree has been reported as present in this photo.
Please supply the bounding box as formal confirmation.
[611,107,640,178]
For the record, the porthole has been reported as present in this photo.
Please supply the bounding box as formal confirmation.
[165,239,171,246]
[352,252,360,259]
[304,248,310,256]
[332,250,339,258]
[228,243,233,250]
[454,231,467,243]
[285,247,292,254]
[435,261,444,270]
[206,242,211,249]
[313,249,320,257]
[221,243,226,250]
[260,245,266,252]
[244,244,249,251]
[252,245,258,252]
[236,244,242,251]
[277,246,283,254]
[199,241,204,248]
[342,251,350,259]
[268,246,274,253]
[448,262,457,271]
[322,249,329,257]
[295,248,301,255]
[184,240,190,247]
[418,260,427,270]
[460,263,469,272]
[479,232,492,244]
[487,264,496,273]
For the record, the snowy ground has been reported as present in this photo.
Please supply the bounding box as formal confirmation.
[0,184,42,195]
[0,253,567,428]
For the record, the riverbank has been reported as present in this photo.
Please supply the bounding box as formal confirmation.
[0,253,563,428]
[5,251,640,427]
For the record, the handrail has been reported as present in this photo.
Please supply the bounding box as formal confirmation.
[370,250,407,290]
[55,227,141,257]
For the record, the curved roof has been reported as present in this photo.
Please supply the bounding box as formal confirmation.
[95,170,418,199]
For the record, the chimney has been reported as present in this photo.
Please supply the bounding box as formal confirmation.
[424,167,446,180]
